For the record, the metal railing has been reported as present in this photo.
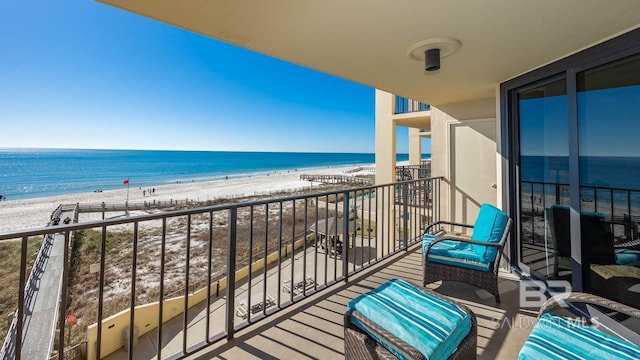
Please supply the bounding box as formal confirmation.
[394,95,430,114]
[396,164,431,182]
[0,201,64,360]
[520,180,640,245]
[0,177,442,360]
[49,341,87,360]
[76,199,192,213]
[0,238,51,360]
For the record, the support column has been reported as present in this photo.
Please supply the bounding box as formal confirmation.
[408,128,421,165]
[375,90,397,256]
[375,90,396,185]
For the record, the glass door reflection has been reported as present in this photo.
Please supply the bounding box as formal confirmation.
[577,54,640,306]
[518,79,569,279]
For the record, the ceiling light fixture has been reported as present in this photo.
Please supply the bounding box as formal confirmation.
[407,37,461,72]
[425,48,441,72]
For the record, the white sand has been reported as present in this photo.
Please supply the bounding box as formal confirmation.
[0,164,376,233]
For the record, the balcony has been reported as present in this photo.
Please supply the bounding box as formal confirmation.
[394,96,430,114]
[10,176,639,359]
[5,178,522,360]
[396,164,431,182]
[164,248,530,360]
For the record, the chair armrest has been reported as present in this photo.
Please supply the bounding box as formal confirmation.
[539,292,640,320]
[423,221,473,236]
[424,236,504,256]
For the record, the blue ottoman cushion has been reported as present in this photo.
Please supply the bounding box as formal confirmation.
[519,312,640,360]
[347,279,472,360]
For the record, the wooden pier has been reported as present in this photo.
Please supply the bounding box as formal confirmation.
[299,174,373,185]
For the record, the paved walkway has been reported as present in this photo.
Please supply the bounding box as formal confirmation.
[105,238,374,359]
[20,208,75,359]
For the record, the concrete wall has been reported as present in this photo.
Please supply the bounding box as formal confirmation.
[374,89,504,235]
[383,92,510,268]
[430,103,498,225]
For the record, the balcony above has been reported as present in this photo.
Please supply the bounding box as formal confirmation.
[394,95,430,115]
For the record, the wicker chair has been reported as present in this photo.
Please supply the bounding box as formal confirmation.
[519,292,640,359]
[423,204,512,303]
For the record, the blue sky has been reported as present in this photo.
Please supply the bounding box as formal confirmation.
[520,87,640,157]
[0,1,423,153]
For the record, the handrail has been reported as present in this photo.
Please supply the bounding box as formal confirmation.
[0,206,64,360]
[0,178,443,240]
[520,180,640,244]
[0,177,443,359]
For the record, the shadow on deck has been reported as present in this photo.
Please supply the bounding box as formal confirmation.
[174,246,536,360]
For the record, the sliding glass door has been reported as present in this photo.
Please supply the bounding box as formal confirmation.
[577,54,640,306]
[506,30,640,307]
[517,79,570,279]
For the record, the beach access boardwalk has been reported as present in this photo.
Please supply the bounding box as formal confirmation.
[5,206,76,360]
[299,174,373,185]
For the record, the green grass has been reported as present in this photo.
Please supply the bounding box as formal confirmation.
[67,229,132,347]
[0,237,44,342]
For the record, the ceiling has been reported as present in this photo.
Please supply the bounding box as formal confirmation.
[96,0,640,110]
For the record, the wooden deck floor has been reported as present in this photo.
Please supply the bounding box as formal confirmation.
[177,246,536,359]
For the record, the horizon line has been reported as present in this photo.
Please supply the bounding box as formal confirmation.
[0,147,429,156]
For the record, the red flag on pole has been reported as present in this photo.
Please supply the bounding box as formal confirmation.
[123,179,129,185]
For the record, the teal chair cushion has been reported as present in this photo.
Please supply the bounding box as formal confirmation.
[470,204,509,262]
[519,312,640,360]
[348,279,472,360]
[426,247,492,272]
[422,234,464,254]
[552,204,606,220]
[423,229,494,272]
[615,249,640,266]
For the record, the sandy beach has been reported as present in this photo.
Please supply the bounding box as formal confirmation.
[0,164,376,233]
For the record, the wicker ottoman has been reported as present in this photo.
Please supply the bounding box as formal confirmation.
[344,279,476,360]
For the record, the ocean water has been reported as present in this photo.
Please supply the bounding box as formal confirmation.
[521,155,640,190]
[520,155,640,209]
[0,149,417,201]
